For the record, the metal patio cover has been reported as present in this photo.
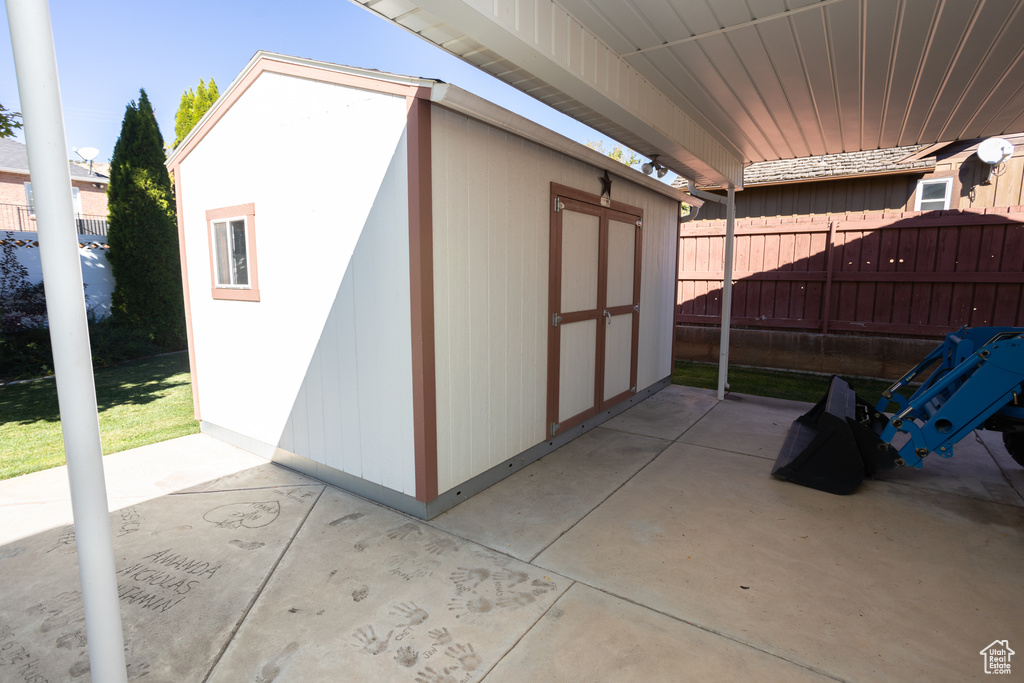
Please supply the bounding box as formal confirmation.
[350,0,1024,188]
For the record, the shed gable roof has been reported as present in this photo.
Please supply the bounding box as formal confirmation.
[168,51,686,202]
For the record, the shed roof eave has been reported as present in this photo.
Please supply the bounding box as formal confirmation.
[431,84,688,202]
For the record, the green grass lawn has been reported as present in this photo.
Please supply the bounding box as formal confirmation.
[672,360,900,405]
[0,352,199,480]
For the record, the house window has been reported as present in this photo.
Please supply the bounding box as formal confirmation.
[24,182,34,216]
[25,183,83,216]
[206,203,259,301]
[915,177,953,211]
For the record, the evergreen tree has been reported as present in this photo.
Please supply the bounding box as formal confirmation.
[173,88,195,148]
[106,89,185,348]
[172,77,219,147]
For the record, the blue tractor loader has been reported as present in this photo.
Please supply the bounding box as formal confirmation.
[772,327,1024,495]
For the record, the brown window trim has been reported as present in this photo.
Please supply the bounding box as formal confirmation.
[206,203,260,302]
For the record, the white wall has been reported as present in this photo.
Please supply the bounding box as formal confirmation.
[2,231,114,319]
[178,72,417,496]
[430,106,678,493]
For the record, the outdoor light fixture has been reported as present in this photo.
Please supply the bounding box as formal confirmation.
[641,154,668,178]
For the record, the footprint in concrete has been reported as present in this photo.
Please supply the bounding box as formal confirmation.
[56,630,87,649]
[203,501,280,529]
[329,512,364,527]
[450,567,490,589]
[352,585,369,602]
[0,546,25,560]
[492,569,529,587]
[229,539,265,551]
[353,626,392,655]
[126,660,152,679]
[387,522,423,540]
[394,645,419,668]
[391,601,429,626]
[445,643,482,672]
[415,666,459,683]
[424,537,460,556]
[27,591,83,634]
[447,595,493,617]
[256,641,300,682]
[69,658,90,678]
[353,538,373,552]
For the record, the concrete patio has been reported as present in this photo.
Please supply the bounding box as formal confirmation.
[1,384,1022,681]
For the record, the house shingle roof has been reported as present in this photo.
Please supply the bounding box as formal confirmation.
[674,144,936,190]
[0,138,109,183]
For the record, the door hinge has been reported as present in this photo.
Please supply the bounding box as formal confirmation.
[631,386,637,394]
[636,219,643,229]
[554,198,564,212]
[550,422,560,436]
[633,304,639,313]
[552,313,562,327]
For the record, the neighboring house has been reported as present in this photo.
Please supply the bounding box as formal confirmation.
[681,134,1024,219]
[674,136,1024,378]
[167,52,685,519]
[0,138,110,236]
[0,139,115,319]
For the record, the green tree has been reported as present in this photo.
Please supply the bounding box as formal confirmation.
[586,140,642,168]
[173,89,195,148]
[172,77,219,147]
[106,89,185,349]
[0,103,22,139]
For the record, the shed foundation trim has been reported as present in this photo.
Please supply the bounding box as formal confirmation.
[199,375,669,519]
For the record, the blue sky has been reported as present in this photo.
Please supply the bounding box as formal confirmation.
[0,0,621,164]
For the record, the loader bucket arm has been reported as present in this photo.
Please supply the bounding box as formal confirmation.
[773,327,1024,495]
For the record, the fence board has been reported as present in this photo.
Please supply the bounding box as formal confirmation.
[678,209,1024,337]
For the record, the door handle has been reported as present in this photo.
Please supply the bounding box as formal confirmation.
[603,310,611,325]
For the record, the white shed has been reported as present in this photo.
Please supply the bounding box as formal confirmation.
[168,52,686,518]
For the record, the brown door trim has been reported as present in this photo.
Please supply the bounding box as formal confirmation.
[547,183,644,439]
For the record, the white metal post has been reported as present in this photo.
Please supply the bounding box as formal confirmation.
[5,1,128,681]
[717,186,736,400]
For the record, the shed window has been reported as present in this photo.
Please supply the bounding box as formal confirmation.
[206,203,259,301]
[213,218,249,287]
[915,177,953,211]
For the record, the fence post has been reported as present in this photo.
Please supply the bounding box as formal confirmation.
[821,217,837,334]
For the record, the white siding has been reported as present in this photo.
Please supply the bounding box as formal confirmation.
[431,105,678,492]
[179,72,417,495]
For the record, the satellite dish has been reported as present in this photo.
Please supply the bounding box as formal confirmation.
[74,146,100,162]
[977,137,1014,165]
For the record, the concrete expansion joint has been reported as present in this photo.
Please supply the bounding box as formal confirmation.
[568,581,851,683]
[170,483,325,497]
[525,438,677,565]
[201,485,327,682]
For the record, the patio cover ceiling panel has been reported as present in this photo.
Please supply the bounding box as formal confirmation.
[349,0,1024,188]
[350,0,746,186]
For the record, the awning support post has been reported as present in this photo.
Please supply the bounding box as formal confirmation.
[6,1,128,681]
[686,181,736,400]
[717,186,736,400]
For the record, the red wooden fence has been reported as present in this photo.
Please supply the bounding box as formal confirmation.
[677,208,1024,337]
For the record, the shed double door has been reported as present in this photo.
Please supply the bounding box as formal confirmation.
[547,184,643,438]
